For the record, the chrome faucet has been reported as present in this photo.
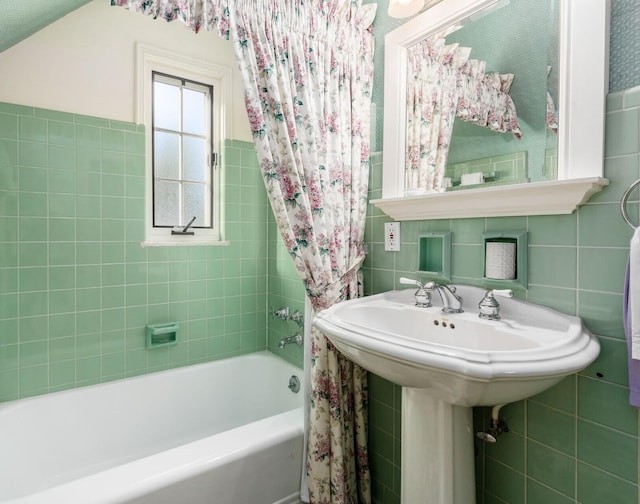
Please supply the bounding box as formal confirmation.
[399,277,432,307]
[478,289,513,320]
[279,333,303,349]
[399,278,462,313]
[288,310,304,329]
[425,281,464,314]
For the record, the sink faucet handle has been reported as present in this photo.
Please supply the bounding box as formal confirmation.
[478,289,513,321]
[491,289,513,299]
[398,277,432,308]
[399,277,424,288]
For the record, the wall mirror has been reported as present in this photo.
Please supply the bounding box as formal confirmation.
[374,0,610,220]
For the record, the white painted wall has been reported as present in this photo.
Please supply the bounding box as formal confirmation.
[0,0,251,142]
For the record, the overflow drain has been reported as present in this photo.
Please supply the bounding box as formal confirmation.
[288,375,301,393]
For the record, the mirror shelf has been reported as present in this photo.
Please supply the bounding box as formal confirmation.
[372,177,608,221]
[378,0,610,221]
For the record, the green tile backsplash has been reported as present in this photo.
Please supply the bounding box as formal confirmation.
[364,87,640,504]
[0,103,272,400]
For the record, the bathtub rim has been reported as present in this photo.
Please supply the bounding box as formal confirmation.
[0,350,304,504]
[0,350,302,410]
[6,407,303,504]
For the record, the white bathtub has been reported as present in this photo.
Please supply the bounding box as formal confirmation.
[0,351,304,504]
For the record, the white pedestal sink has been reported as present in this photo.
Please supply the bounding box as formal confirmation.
[402,389,476,504]
[313,284,600,504]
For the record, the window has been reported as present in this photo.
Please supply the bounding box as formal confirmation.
[137,44,232,245]
[152,73,214,231]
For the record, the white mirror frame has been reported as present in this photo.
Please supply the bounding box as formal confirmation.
[374,0,611,220]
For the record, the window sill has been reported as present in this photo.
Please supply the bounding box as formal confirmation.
[140,240,231,247]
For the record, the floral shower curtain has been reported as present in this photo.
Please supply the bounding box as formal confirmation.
[405,37,470,193]
[405,35,522,193]
[112,1,375,502]
[231,3,375,502]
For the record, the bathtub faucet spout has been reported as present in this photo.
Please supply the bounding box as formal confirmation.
[279,333,303,349]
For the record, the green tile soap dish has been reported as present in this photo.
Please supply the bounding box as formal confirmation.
[146,322,179,348]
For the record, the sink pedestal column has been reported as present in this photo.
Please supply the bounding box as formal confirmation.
[402,388,476,504]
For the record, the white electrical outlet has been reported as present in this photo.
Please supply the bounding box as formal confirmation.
[384,222,401,251]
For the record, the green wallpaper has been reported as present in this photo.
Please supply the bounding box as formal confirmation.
[367,0,640,153]
[445,0,556,180]
[610,0,640,93]
[0,103,270,401]
[364,87,640,504]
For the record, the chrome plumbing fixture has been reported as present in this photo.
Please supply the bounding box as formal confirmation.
[271,306,290,320]
[279,333,303,349]
[271,306,304,329]
[288,375,301,393]
[425,281,463,314]
[477,405,510,443]
[478,289,513,321]
[399,277,432,307]
[288,310,304,329]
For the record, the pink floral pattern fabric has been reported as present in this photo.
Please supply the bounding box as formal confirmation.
[546,91,559,134]
[405,36,522,193]
[406,37,470,192]
[456,60,522,138]
[112,1,375,503]
[232,4,375,501]
[307,271,369,504]
[546,67,558,134]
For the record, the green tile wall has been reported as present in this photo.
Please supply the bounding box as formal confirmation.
[367,1,640,500]
[364,87,640,504]
[266,208,306,367]
[0,103,271,401]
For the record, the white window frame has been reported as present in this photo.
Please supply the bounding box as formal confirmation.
[137,44,232,246]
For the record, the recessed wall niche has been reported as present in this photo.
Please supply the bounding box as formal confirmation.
[418,232,452,281]
[482,231,528,289]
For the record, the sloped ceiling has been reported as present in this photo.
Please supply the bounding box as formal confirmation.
[0,0,93,53]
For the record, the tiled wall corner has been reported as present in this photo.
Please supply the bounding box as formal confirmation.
[266,208,306,367]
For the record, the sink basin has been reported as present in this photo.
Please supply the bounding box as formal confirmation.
[314,284,600,406]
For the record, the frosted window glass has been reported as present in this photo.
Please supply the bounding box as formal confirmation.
[154,131,180,179]
[153,81,180,131]
[150,72,215,235]
[183,183,207,226]
[183,88,206,135]
[183,136,207,182]
[154,180,180,226]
